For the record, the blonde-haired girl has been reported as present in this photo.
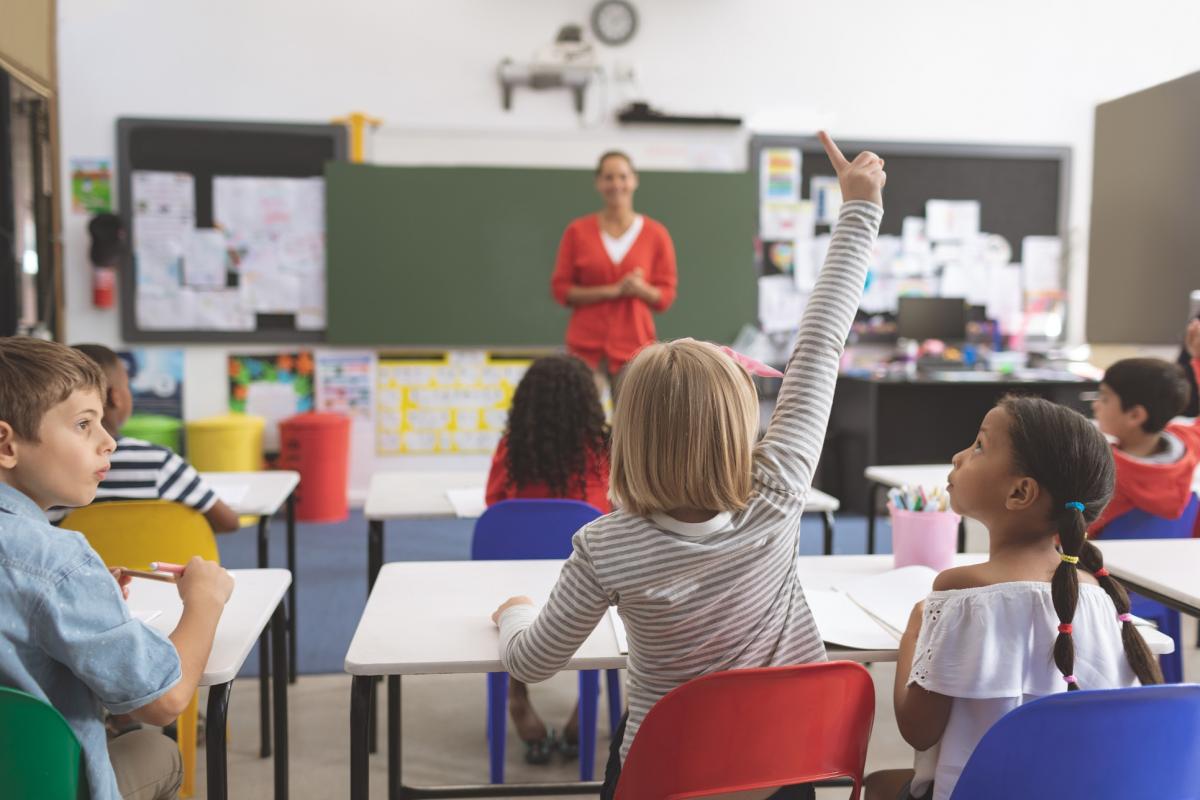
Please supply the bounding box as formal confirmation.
[492,133,885,797]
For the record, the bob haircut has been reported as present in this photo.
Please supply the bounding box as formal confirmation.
[610,339,759,517]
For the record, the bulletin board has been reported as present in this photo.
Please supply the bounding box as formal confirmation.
[749,135,1070,335]
[117,117,347,343]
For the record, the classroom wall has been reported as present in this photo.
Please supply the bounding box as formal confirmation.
[54,0,1200,495]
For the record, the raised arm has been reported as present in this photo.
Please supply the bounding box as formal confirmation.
[754,132,885,493]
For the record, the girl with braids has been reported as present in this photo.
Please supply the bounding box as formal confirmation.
[484,353,611,763]
[867,395,1163,800]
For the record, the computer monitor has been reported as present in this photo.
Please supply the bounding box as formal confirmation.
[897,297,967,342]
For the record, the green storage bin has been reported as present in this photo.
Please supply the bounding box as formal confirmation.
[122,413,183,453]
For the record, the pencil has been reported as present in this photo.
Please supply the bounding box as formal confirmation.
[118,568,178,583]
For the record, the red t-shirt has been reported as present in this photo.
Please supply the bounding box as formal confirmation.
[485,435,612,514]
[550,214,677,372]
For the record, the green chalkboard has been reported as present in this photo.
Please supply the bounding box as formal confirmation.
[325,162,756,346]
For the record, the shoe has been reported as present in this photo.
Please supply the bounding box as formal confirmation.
[523,732,556,765]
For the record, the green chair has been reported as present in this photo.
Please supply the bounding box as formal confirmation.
[0,686,86,799]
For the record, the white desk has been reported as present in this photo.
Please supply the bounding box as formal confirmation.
[130,569,292,800]
[363,471,848,592]
[201,470,300,685]
[863,464,956,554]
[1096,538,1200,617]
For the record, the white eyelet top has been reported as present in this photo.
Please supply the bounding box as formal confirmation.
[908,581,1140,800]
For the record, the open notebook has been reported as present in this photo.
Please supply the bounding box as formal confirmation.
[805,566,939,650]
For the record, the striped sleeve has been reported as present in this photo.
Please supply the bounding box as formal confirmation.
[155,451,218,513]
[754,200,882,496]
[497,527,611,683]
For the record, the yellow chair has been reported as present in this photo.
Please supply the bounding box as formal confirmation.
[60,500,218,799]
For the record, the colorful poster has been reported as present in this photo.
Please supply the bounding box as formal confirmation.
[228,352,314,452]
[71,158,113,213]
[118,348,184,419]
[375,350,532,455]
[315,350,375,422]
[760,148,801,203]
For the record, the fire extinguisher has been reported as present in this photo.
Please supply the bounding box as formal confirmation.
[88,213,124,309]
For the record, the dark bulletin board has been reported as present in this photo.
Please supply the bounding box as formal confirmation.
[324,162,757,347]
[117,117,346,343]
[750,135,1070,269]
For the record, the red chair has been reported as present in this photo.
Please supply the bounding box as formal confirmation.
[616,662,875,800]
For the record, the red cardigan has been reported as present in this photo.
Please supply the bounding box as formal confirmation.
[485,435,612,513]
[1089,358,1200,538]
[550,214,677,372]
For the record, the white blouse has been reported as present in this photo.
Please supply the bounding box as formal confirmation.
[908,581,1139,800]
[600,214,643,266]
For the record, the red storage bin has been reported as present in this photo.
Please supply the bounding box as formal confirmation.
[278,412,351,523]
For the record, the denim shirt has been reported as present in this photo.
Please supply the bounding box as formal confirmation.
[0,483,181,799]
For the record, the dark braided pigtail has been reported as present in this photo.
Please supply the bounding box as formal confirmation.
[1078,541,1164,685]
[1051,502,1087,689]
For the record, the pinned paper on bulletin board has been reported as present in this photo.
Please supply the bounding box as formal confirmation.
[118,348,184,419]
[761,240,796,276]
[810,175,842,225]
[925,200,980,242]
[1021,235,1063,293]
[758,275,804,333]
[759,200,815,241]
[71,158,113,214]
[229,353,315,452]
[760,148,801,203]
[315,350,375,422]
[375,351,533,455]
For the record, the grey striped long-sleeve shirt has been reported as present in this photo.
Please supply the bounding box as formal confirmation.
[499,200,883,761]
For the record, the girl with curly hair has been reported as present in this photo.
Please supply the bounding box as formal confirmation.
[485,353,611,764]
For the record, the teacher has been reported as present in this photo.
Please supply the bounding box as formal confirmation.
[551,151,678,399]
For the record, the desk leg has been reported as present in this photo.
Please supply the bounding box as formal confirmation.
[272,603,290,800]
[866,482,881,555]
[350,675,373,800]
[286,493,298,684]
[206,681,232,800]
[388,676,401,800]
[258,517,271,759]
[367,519,384,755]
[822,511,835,555]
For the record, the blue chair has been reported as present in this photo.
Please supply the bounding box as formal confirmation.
[472,498,621,784]
[1101,493,1199,683]
[950,685,1200,799]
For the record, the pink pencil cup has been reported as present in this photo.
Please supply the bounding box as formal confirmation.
[889,502,961,571]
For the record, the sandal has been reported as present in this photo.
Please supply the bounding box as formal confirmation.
[558,732,579,761]
[523,732,556,765]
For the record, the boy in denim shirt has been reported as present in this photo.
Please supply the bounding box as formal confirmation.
[0,337,233,800]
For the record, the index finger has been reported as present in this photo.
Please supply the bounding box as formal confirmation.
[817,130,850,172]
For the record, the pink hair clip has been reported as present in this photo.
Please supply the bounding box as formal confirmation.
[1117,613,1133,623]
[1062,674,1077,684]
[718,345,783,378]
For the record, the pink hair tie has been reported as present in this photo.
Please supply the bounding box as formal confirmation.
[717,345,784,378]
[1117,613,1133,623]
[1062,674,1077,684]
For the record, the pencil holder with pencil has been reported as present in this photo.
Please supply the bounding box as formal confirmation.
[888,485,960,571]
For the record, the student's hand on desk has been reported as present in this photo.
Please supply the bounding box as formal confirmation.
[109,567,131,601]
[818,130,886,207]
[175,557,234,609]
[491,595,535,625]
[1186,319,1200,359]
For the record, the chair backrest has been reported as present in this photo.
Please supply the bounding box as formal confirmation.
[949,684,1200,799]
[471,499,601,560]
[60,500,219,570]
[0,687,85,799]
[616,662,875,800]
[1102,493,1199,540]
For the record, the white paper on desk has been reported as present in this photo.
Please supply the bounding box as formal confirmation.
[926,200,980,241]
[132,609,162,624]
[835,566,938,637]
[805,589,899,650]
[758,275,804,333]
[1021,236,1063,293]
[211,483,249,508]
[608,607,629,654]
[446,487,487,519]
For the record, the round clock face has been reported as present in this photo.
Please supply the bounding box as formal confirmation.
[592,0,638,46]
